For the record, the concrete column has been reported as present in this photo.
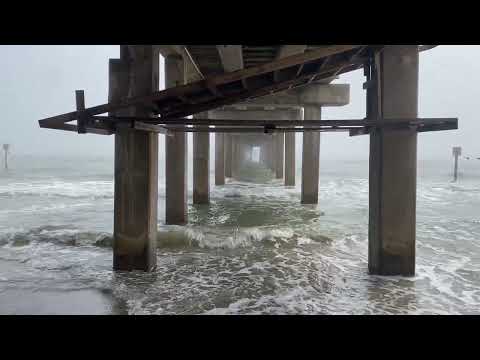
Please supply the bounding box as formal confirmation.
[112,45,158,272]
[165,55,188,225]
[266,139,275,171]
[193,112,209,204]
[301,106,321,204]
[215,133,225,185]
[368,45,419,276]
[259,142,266,166]
[225,134,233,178]
[232,136,240,178]
[285,111,300,186]
[275,133,284,179]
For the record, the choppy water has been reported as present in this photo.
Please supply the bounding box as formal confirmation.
[1,155,480,314]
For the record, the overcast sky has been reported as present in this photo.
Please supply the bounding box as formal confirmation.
[0,45,478,161]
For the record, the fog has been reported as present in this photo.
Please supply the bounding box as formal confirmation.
[0,45,478,163]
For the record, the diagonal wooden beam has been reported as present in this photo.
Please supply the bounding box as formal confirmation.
[163,59,367,118]
[209,45,362,86]
[38,45,365,128]
[274,45,307,83]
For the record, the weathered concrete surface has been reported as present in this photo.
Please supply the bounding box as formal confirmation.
[193,112,210,204]
[301,106,321,204]
[112,46,158,271]
[215,133,225,185]
[266,139,275,171]
[275,133,284,179]
[165,55,188,225]
[231,83,350,109]
[285,109,301,186]
[369,45,419,277]
[225,134,233,178]
[232,137,240,178]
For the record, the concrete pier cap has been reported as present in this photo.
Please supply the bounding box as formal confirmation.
[237,83,350,109]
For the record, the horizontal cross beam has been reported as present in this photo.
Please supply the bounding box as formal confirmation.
[39,116,458,136]
[93,115,457,128]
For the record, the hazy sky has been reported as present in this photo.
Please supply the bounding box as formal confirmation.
[0,45,478,161]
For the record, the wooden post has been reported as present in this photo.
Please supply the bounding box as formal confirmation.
[453,147,462,182]
[75,90,86,134]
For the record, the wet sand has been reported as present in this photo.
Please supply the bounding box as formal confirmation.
[0,259,127,315]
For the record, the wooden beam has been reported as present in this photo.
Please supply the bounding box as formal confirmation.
[133,121,170,135]
[39,121,114,135]
[92,115,457,128]
[163,58,367,118]
[274,45,307,83]
[209,45,362,86]
[165,126,356,133]
[37,45,364,127]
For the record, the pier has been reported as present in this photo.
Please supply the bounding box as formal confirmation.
[38,45,458,276]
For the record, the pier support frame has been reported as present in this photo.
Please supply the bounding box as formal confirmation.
[165,55,188,225]
[112,45,159,272]
[301,106,321,204]
[368,45,419,276]
[193,112,210,204]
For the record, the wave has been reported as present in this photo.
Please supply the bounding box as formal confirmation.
[0,223,334,252]
[0,181,114,200]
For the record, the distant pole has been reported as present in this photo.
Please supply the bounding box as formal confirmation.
[452,146,462,181]
[2,144,9,170]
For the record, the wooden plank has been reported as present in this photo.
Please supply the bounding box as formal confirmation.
[93,115,457,128]
[165,126,355,133]
[39,121,114,135]
[133,121,171,135]
[161,59,369,118]
[208,45,362,86]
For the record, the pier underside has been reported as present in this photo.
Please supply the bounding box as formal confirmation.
[37,45,457,276]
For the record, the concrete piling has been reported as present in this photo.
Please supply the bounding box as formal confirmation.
[301,106,321,204]
[112,46,159,272]
[165,55,188,225]
[193,112,210,204]
[368,45,419,276]
[215,133,225,185]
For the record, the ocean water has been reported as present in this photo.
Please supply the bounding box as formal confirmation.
[1,155,480,315]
